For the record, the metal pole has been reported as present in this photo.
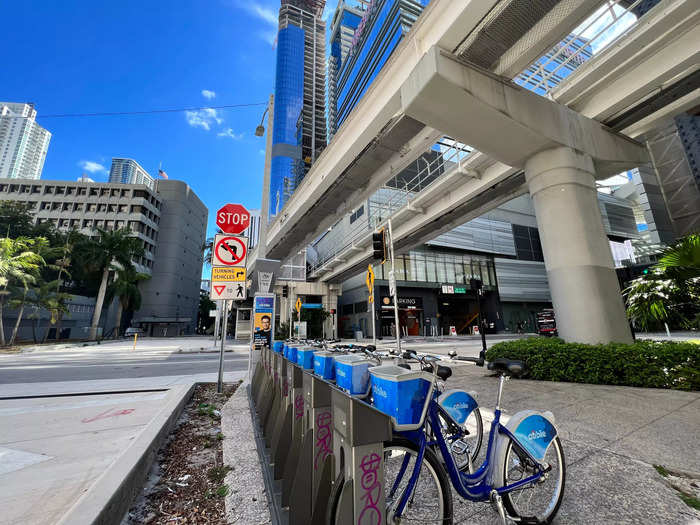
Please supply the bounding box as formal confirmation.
[477,290,486,362]
[387,219,401,354]
[371,295,377,347]
[213,300,220,344]
[217,300,228,393]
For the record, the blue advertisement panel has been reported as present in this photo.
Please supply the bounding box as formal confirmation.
[253,294,276,349]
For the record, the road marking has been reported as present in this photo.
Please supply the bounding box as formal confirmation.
[0,447,52,476]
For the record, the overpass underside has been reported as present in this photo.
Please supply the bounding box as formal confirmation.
[265,0,699,344]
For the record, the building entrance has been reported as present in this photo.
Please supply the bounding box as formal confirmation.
[380,296,423,336]
[438,294,480,335]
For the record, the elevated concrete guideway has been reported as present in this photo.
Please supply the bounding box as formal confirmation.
[264,0,698,344]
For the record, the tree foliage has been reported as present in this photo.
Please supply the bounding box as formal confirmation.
[624,233,700,331]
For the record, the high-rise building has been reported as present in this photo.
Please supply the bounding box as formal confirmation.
[269,0,327,220]
[109,158,155,189]
[0,102,51,180]
[327,2,364,140]
[333,0,429,130]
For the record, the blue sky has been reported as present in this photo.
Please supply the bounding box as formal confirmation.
[0,0,328,241]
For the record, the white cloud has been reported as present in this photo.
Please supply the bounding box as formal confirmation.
[201,89,216,99]
[246,4,278,25]
[217,128,244,140]
[259,149,265,155]
[78,160,106,173]
[235,2,278,46]
[185,108,224,131]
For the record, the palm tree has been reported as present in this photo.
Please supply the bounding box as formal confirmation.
[0,238,43,346]
[85,229,144,340]
[106,263,150,338]
[624,233,700,330]
[203,228,223,266]
[656,233,700,281]
[26,279,71,343]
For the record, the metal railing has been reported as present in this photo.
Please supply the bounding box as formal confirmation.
[515,0,642,96]
[308,138,473,277]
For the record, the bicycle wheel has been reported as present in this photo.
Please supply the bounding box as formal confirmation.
[501,436,565,524]
[384,437,453,524]
[435,406,483,470]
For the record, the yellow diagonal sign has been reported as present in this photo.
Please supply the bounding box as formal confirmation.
[366,264,375,291]
[295,297,302,313]
[211,267,247,282]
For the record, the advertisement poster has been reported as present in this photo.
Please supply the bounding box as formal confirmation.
[253,294,275,349]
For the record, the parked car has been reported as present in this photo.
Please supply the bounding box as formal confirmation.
[124,327,144,337]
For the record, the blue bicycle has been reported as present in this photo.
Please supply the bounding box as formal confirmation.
[331,352,565,524]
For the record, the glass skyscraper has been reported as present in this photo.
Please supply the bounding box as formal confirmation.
[326,2,364,141]
[332,0,430,130]
[109,158,155,189]
[270,0,327,220]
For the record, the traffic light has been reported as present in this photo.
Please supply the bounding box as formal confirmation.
[282,285,288,298]
[372,230,386,263]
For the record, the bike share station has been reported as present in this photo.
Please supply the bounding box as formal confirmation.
[247,223,565,525]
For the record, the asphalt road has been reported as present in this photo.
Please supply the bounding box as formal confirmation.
[0,350,249,384]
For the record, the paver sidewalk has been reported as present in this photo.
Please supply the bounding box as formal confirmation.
[444,364,700,524]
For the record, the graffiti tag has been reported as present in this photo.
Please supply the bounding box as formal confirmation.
[314,411,332,471]
[358,452,382,525]
[294,393,304,420]
[82,408,135,423]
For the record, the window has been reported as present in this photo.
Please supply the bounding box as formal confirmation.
[354,301,368,313]
[349,205,364,224]
[341,303,353,315]
[89,188,98,196]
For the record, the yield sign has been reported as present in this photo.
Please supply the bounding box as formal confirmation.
[213,235,248,267]
[213,285,226,296]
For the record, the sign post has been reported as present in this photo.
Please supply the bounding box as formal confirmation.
[387,219,401,354]
[217,300,228,393]
[367,264,376,347]
[295,297,302,338]
[212,203,250,393]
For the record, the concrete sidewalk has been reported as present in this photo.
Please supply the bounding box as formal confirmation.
[0,385,192,525]
[444,363,700,523]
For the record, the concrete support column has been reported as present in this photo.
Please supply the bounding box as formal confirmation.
[525,147,632,344]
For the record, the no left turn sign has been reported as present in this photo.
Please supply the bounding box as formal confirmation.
[213,235,248,267]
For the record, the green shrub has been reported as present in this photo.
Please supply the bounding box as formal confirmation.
[485,338,699,391]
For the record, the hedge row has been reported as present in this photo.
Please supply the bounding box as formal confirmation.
[484,337,699,391]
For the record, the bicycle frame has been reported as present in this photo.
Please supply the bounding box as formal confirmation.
[391,386,548,518]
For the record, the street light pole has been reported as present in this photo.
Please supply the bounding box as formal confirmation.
[388,219,401,354]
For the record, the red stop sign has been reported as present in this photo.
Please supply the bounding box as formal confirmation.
[216,203,250,234]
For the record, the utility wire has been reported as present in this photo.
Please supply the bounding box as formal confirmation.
[1,102,268,119]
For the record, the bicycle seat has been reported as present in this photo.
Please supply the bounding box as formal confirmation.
[487,358,526,377]
[423,363,453,381]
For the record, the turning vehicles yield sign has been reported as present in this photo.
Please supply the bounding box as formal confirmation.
[212,235,248,267]
[209,282,247,301]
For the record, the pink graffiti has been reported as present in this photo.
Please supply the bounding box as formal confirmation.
[314,411,332,471]
[358,452,382,525]
[294,393,304,420]
[82,408,135,423]
[283,378,289,397]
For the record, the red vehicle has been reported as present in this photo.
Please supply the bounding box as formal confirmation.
[536,309,558,336]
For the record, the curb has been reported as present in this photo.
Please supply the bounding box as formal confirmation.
[222,379,272,524]
[56,383,195,525]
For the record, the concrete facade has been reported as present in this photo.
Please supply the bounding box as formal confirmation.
[0,178,206,340]
[135,180,207,336]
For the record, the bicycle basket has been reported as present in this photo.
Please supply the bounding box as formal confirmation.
[334,354,372,396]
[370,365,433,430]
[297,347,315,370]
[313,351,336,380]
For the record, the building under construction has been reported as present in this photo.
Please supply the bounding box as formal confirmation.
[269,0,327,220]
